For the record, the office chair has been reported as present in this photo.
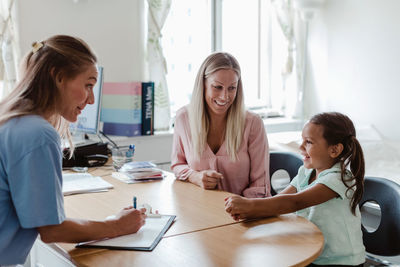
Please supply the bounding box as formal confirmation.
[269,151,303,196]
[360,176,400,266]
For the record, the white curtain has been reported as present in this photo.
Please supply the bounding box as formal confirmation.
[147,0,171,131]
[0,0,19,100]
[271,0,304,119]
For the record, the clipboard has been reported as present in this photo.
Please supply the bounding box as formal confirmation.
[77,215,176,251]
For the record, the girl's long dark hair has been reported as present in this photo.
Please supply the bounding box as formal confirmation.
[310,112,365,215]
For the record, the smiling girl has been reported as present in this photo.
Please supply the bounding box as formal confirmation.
[225,112,366,266]
[171,52,271,198]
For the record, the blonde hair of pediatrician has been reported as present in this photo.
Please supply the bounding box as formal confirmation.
[188,52,245,161]
[0,35,97,148]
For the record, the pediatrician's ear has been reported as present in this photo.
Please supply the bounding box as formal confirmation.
[52,69,65,89]
[329,143,344,159]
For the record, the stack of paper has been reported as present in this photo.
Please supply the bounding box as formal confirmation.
[113,161,164,183]
[62,173,113,195]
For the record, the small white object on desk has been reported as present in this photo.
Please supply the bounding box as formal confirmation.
[141,203,162,218]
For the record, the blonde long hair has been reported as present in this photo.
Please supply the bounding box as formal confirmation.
[0,35,97,148]
[188,52,245,161]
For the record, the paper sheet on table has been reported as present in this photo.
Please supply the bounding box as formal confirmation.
[62,173,113,195]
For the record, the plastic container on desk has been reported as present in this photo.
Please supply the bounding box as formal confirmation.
[112,144,135,171]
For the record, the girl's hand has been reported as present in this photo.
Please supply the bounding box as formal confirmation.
[189,170,223,189]
[224,195,254,221]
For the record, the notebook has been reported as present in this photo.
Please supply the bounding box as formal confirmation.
[62,173,113,195]
[77,215,176,251]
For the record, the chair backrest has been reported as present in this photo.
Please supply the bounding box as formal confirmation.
[269,151,303,196]
[360,176,400,256]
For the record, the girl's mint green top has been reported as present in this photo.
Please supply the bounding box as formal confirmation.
[290,163,365,265]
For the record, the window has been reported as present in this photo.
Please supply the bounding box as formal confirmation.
[219,0,269,108]
[162,0,211,114]
[163,0,293,116]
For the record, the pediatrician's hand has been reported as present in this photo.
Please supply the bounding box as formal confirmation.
[225,195,254,221]
[111,207,147,237]
[189,170,223,189]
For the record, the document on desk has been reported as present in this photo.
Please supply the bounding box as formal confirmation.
[62,173,113,196]
[77,215,176,251]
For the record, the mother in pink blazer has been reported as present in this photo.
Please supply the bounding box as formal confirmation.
[171,52,271,198]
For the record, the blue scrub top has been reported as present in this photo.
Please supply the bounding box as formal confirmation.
[0,115,65,265]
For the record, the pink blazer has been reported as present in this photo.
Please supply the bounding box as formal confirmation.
[171,107,271,198]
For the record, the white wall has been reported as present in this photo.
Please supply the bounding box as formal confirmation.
[305,0,400,140]
[15,0,400,139]
[15,0,147,82]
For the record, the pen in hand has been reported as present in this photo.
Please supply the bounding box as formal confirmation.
[133,196,137,209]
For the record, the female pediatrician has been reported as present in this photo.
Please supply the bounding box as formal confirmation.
[171,52,271,198]
[0,35,146,265]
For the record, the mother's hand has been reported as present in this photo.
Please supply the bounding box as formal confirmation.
[189,170,223,189]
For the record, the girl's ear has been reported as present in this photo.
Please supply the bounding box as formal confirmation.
[329,143,344,159]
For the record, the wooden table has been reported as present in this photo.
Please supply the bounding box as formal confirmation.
[54,167,323,267]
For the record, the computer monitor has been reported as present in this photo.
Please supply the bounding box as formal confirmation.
[69,66,103,139]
